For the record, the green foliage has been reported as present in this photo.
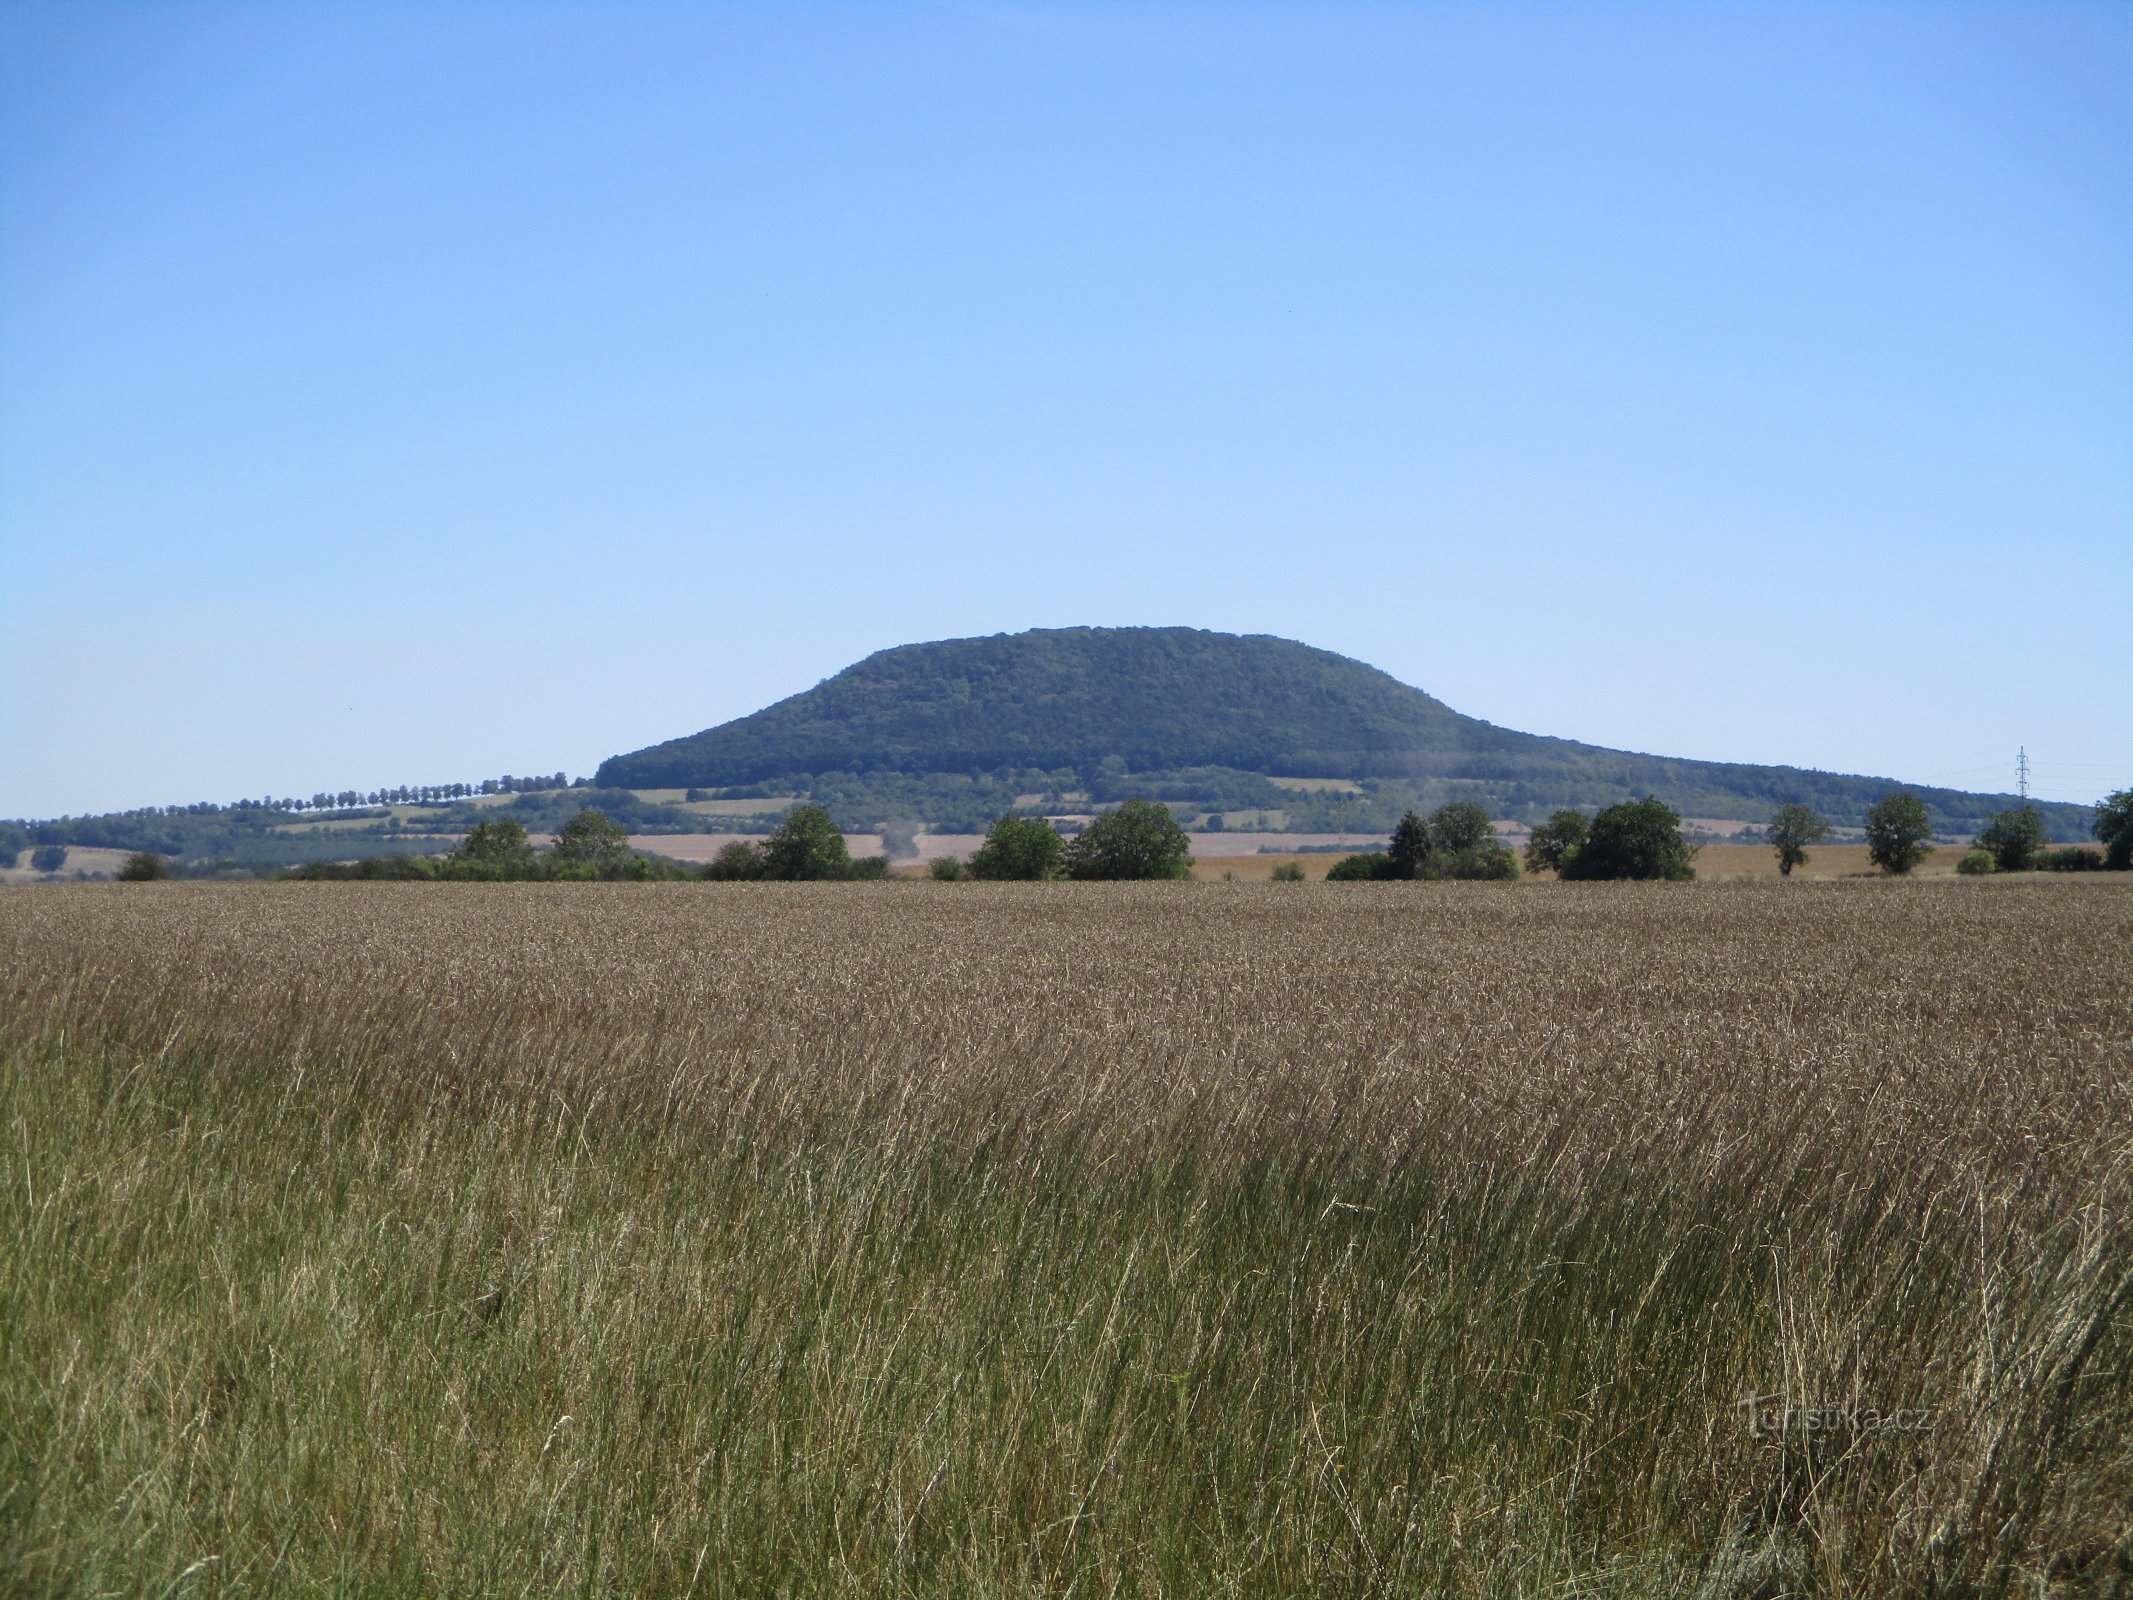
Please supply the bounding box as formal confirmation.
[1864,793,1936,876]
[1768,803,1830,877]
[1064,799,1193,881]
[1325,851,1390,881]
[2093,788,2133,871]
[1428,801,1494,854]
[451,818,539,880]
[2037,846,2105,872]
[844,854,893,880]
[547,808,643,879]
[702,841,767,881]
[1387,811,1432,878]
[30,845,67,873]
[116,852,170,882]
[1523,810,1589,875]
[760,806,853,881]
[928,856,970,881]
[1957,849,1995,877]
[1558,798,1695,882]
[968,815,1064,881]
[1975,806,2046,874]
[1269,860,1306,882]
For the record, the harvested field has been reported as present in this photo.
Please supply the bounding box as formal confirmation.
[2,880,2129,1596]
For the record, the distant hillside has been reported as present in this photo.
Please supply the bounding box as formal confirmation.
[598,627,2088,837]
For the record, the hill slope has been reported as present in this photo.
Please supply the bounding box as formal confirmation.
[597,627,2084,835]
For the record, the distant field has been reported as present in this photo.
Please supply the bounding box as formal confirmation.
[2,880,2127,1595]
[0,846,133,883]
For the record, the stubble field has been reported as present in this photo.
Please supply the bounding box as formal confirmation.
[1,879,2129,1597]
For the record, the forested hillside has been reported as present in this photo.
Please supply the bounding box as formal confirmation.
[598,627,2084,836]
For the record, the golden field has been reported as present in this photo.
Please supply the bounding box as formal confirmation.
[1,878,2128,1597]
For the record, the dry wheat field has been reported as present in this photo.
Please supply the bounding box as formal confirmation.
[2,879,2129,1598]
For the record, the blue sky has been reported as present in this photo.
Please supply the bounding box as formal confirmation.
[3,1,2127,817]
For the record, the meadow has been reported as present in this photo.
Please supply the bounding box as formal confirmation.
[1,879,2128,1597]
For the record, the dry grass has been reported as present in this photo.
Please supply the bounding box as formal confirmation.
[1,879,2129,1597]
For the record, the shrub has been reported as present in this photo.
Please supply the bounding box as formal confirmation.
[548,808,643,879]
[1269,860,1306,882]
[1768,803,1830,877]
[450,818,538,880]
[1523,811,1588,875]
[1865,792,1936,876]
[1065,799,1192,881]
[116,852,170,881]
[928,856,970,881]
[1437,845,1519,881]
[760,806,851,881]
[2093,788,2133,871]
[2038,846,2104,872]
[1558,798,1695,882]
[1325,852,1390,882]
[702,841,767,881]
[844,854,893,880]
[1956,849,1995,877]
[1975,807,2046,874]
[969,815,1064,881]
[30,844,67,873]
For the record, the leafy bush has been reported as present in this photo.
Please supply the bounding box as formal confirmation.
[116,852,170,881]
[1557,798,1695,882]
[2037,846,2104,872]
[1523,810,1588,874]
[2093,788,2133,871]
[760,806,852,881]
[1956,849,1995,877]
[1975,806,2046,874]
[548,808,645,879]
[1064,799,1192,881]
[969,815,1064,881]
[1865,793,1935,876]
[1269,860,1306,882]
[702,841,767,881]
[1325,852,1390,882]
[30,844,67,873]
[844,854,893,880]
[449,818,539,880]
[928,856,970,881]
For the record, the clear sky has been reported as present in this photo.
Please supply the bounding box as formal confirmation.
[3,1,2127,818]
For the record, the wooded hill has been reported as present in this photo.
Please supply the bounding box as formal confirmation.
[598,627,2085,838]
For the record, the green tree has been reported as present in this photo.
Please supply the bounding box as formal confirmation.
[761,805,852,881]
[117,851,170,881]
[549,807,640,877]
[30,844,68,873]
[1974,806,2045,874]
[1427,802,1493,854]
[2092,788,2133,871]
[1064,799,1193,881]
[1386,811,1433,879]
[1558,798,1695,881]
[969,815,1064,880]
[702,840,767,881]
[927,855,970,881]
[1864,792,1935,876]
[1523,810,1588,875]
[1768,803,1830,877]
[452,818,538,879]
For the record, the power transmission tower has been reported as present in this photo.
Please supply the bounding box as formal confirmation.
[2018,747,2029,803]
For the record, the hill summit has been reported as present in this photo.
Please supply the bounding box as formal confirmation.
[596,626,2063,833]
